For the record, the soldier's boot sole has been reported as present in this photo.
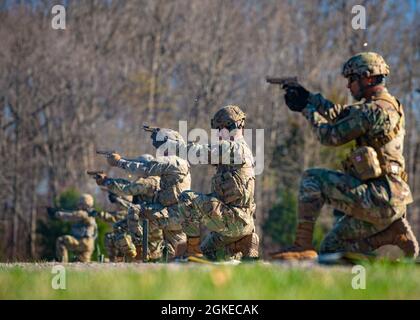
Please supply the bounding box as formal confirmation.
[271,249,318,261]
[227,233,260,260]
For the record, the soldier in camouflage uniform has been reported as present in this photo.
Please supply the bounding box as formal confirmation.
[95,192,132,262]
[95,155,165,261]
[105,144,189,259]
[272,52,419,260]
[55,194,98,263]
[149,105,259,260]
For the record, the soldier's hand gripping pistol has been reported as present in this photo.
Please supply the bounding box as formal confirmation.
[142,124,161,134]
[266,76,310,112]
[142,124,165,142]
[96,149,121,167]
[87,170,107,186]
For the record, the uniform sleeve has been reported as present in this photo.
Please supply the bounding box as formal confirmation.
[117,158,176,177]
[104,177,158,197]
[307,93,349,122]
[55,210,89,223]
[303,95,387,146]
[99,210,127,223]
[187,140,250,165]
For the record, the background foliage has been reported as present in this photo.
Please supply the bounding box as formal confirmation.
[0,0,418,260]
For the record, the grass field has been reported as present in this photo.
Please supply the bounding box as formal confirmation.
[1,261,420,299]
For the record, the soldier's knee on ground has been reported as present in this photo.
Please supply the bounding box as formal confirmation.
[200,232,225,260]
[319,232,343,254]
[75,238,95,262]
[227,232,260,260]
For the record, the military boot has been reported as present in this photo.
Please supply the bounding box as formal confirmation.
[227,233,259,259]
[186,237,203,257]
[271,222,318,260]
[358,218,419,258]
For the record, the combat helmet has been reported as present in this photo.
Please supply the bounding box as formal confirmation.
[342,52,390,78]
[78,193,94,209]
[152,128,186,149]
[211,105,246,130]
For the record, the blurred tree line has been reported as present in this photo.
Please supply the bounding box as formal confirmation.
[0,0,418,260]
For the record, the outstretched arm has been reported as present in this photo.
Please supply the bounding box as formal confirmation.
[55,210,89,223]
[97,210,127,223]
[103,177,159,199]
[187,139,253,166]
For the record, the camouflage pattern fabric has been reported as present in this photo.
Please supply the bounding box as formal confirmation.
[178,191,255,239]
[99,209,128,224]
[299,88,413,254]
[133,201,187,257]
[319,215,383,253]
[125,208,165,259]
[56,235,95,263]
[98,202,130,261]
[101,177,164,259]
[103,176,160,201]
[342,52,390,77]
[55,209,97,262]
[168,136,257,258]
[116,156,191,207]
[298,168,406,226]
[113,157,190,258]
[104,232,120,261]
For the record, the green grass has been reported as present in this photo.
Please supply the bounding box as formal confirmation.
[1,261,420,299]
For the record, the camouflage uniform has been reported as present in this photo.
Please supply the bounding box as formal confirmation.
[303,88,412,253]
[272,52,418,260]
[180,142,257,259]
[102,176,165,260]
[158,106,259,260]
[55,194,97,263]
[97,197,130,262]
[112,154,190,258]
